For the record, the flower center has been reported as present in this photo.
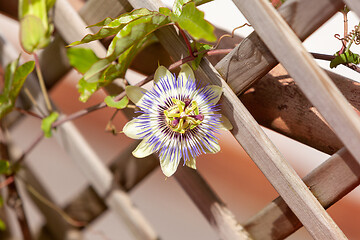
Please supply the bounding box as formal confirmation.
[164,98,204,134]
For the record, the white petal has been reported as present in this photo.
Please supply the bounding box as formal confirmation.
[185,157,196,169]
[178,64,195,82]
[218,114,233,130]
[122,118,143,139]
[125,86,146,105]
[132,139,156,158]
[200,85,223,105]
[204,142,220,154]
[154,65,173,84]
[159,151,181,177]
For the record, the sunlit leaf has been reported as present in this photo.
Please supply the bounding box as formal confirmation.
[105,96,129,109]
[170,2,216,42]
[330,50,360,68]
[0,59,35,119]
[19,0,52,53]
[19,0,48,29]
[105,13,169,58]
[66,48,99,74]
[68,8,153,47]
[20,15,49,53]
[41,112,59,138]
[172,0,213,16]
[159,7,171,16]
[77,78,98,102]
[0,160,9,175]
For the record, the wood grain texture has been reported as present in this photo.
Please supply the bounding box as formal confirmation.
[175,167,253,240]
[244,148,359,240]
[240,65,344,155]
[216,0,343,95]
[233,1,360,237]
[127,0,348,239]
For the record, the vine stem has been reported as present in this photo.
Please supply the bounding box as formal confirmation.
[176,23,195,58]
[33,53,52,113]
[345,22,360,52]
[311,52,360,74]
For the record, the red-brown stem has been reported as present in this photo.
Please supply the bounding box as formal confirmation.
[15,107,43,119]
[0,176,14,189]
[176,23,195,58]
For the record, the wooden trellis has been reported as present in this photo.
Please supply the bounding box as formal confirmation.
[1,0,360,239]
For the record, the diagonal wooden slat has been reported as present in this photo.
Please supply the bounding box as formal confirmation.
[244,148,359,240]
[231,0,360,176]
[216,0,343,94]
[127,0,347,239]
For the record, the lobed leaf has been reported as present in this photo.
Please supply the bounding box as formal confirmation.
[330,50,360,68]
[66,48,99,74]
[104,96,129,109]
[170,2,216,42]
[41,112,59,138]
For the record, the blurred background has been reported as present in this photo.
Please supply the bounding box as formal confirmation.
[1,0,360,239]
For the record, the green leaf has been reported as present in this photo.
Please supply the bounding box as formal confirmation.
[330,50,360,68]
[66,48,99,74]
[191,42,212,69]
[173,0,214,17]
[20,15,48,53]
[105,96,129,109]
[41,112,59,138]
[19,0,52,53]
[170,2,216,42]
[68,8,153,47]
[12,61,36,98]
[0,60,35,119]
[105,13,169,58]
[77,78,98,102]
[0,160,10,175]
[19,0,48,29]
[159,7,171,16]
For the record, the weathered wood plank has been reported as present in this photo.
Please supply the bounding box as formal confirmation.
[240,65,344,155]
[234,1,360,237]
[216,0,343,95]
[232,0,360,173]
[175,167,253,240]
[244,148,359,240]
[127,1,347,239]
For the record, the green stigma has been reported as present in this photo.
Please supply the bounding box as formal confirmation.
[164,98,204,134]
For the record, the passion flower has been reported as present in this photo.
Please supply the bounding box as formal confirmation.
[123,64,232,177]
